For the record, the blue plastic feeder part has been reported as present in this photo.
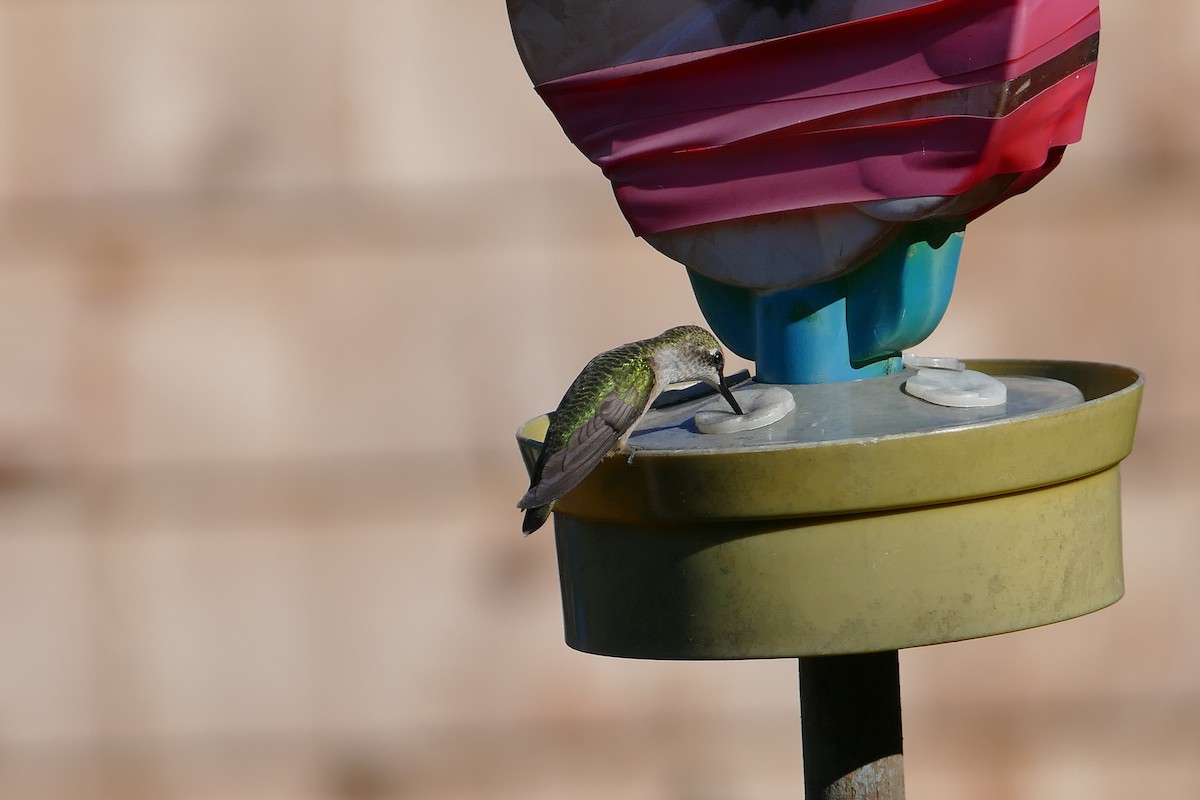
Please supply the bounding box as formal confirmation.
[689,220,965,384]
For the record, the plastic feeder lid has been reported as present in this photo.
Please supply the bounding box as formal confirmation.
[517,361,1142,659]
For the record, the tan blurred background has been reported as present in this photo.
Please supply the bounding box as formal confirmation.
[0,2,1196,799]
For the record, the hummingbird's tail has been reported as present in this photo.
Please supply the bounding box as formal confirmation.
[521,502,554,535]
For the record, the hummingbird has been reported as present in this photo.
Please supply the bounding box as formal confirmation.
[518,325,743,534]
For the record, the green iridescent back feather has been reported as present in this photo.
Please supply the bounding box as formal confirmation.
[540,341,655,458]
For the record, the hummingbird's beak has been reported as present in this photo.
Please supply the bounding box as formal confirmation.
[717,376,743,415]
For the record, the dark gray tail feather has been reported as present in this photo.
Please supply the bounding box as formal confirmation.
[522,503,553,535]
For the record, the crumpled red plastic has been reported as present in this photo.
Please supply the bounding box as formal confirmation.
[536,0,1100,236]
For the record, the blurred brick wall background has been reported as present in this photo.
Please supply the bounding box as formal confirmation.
[0,2,1196,798]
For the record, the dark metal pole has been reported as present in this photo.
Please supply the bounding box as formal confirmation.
[799,650,905,800]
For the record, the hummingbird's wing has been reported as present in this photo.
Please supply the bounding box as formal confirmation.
[518,386,642,509]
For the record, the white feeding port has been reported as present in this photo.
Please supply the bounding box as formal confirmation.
[696,386,796,434]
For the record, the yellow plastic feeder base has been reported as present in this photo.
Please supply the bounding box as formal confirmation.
[517,361,1143,660]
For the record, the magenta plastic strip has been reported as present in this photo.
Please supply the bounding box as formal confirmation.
[613,65,1095,235]
[535,0,1100,235]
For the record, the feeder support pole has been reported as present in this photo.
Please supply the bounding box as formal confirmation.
[799,650,905,800]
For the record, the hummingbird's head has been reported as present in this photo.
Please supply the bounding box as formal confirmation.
[658,326,744,415]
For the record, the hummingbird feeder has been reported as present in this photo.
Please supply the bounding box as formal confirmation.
[510,2,1142,798]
